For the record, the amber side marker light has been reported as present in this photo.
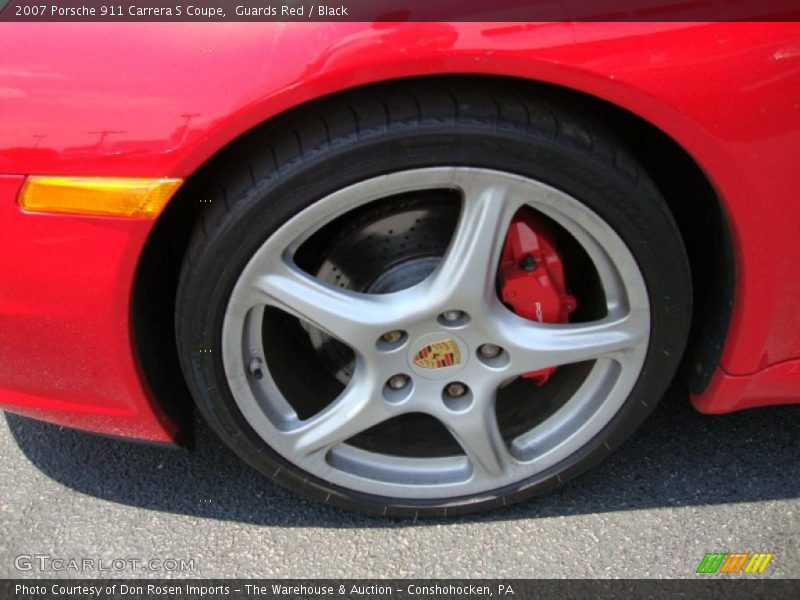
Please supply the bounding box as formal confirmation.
[19,176,183,218]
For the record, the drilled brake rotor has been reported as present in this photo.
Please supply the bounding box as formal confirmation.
[306,194,459,384]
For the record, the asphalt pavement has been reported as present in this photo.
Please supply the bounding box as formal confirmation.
[1,385,798,578]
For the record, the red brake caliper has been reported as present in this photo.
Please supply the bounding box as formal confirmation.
[499,209,577,386]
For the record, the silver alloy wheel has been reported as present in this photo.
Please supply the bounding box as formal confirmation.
[222,167,650,499]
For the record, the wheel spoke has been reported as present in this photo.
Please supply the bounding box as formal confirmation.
[426,175,521,306]
[499,311,645,374]
[445,397,511,478]
[285,373,393,457]
[252,260,401,348]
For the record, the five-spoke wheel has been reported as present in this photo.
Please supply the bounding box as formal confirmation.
[222,168,649,498]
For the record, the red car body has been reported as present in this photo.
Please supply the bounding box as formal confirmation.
[1,22,799,444]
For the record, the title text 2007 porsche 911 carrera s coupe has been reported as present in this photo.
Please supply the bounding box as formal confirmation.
[1,20,799,516]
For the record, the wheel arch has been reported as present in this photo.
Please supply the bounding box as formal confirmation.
[132,74,734,440]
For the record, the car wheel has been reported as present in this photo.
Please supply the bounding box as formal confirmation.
[176,80,691,516]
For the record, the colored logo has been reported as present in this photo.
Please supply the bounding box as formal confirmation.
[696,552,774,575]
[412,338,461,369]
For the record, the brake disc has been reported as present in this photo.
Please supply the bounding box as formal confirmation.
[307,194,459,384]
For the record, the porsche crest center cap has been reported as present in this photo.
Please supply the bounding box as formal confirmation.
[408,333,468,379]
[413,338,461,369]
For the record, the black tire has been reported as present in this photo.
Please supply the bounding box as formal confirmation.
[175,79,692,517]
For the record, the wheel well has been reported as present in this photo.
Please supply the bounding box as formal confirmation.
[132,75,734,440]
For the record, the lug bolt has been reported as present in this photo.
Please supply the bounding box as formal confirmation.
[479,343,503,359]
[445,382,468,398]
[381,330,405,344]
[442,309,465,323]
[387,374,410,390]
